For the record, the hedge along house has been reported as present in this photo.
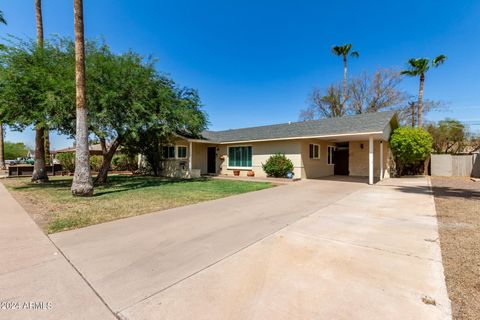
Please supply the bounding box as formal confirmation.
[160,111,398,185]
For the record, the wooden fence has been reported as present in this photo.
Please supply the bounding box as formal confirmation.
[431,153,479,177]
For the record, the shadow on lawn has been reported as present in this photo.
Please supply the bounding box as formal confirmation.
[9,176,212,197]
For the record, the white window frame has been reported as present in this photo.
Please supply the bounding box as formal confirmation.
[309,143,320,159]
[327,146,336,165]
[227,145,253,170]
[176,145,188,159]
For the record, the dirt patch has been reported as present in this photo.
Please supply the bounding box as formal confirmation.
[431,176,480,320]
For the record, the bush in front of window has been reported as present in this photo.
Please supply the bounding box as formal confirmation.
[262,153,294,178]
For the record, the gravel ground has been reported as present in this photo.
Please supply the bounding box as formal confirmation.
[431,177,480,320]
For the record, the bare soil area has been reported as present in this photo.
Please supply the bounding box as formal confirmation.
[431,177,480,320]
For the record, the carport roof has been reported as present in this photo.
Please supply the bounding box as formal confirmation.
[200,111,397,143]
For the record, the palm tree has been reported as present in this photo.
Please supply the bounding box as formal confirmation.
[401,55,447,128]
[0,10,5,171]
[71,0,93,196]
[31,0,49,182]
[331,44,359,107]
[0,10,6,25]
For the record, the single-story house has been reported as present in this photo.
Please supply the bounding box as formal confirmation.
[160,111,398,184]
[53,144,105,156]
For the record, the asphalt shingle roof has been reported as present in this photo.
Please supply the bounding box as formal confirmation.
[201,111,397,143]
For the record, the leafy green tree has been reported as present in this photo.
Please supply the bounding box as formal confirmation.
[0,38,69,170]
[4,141,28,160]
[390,127,432,175]
[331,44,359,107]
[426,119,467,154]
[400,55,447,128]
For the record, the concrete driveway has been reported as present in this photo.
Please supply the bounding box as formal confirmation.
[50,177,451,320]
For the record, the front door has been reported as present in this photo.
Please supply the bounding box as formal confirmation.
[334,143,349,175]
[207,147,216,174]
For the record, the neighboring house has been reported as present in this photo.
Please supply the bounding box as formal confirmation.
[162,111,398,185]
[52,144,106,156]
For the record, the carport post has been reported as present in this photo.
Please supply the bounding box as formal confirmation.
[379,140,383,181]
[188,141,193,173]
[369,136,374,185]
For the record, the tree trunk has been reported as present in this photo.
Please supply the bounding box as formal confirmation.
[44,128,50,164]
[0,123,5,170]
[417,73,425,128]
[71,0,93,196]
[32,125,48,182]
[342,54,347,108]
[32,0,48,182]
[35,0,43,46]
[410,102,416,127]
[95,137,122,184]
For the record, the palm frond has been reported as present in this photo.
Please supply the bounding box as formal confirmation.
[350,51,359,58]
[331,46,343,56]
[331,43,354,56]
[400,70,418,77]
[0,10,6,25]
[432,54,447,67]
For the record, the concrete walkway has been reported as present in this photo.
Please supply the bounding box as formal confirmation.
[49,177,451,319]
[0,183,116,320]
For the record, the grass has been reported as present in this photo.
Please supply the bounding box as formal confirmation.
[2,175,272,234]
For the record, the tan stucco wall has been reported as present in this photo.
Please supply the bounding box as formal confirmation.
[299,140,335,179]
[349,140,392,178]
[218,140,302,178]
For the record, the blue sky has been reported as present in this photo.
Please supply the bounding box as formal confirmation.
[1,0,479,150]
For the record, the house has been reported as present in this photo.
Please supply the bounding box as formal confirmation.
[161,111,399,184]
[52,144,105,156]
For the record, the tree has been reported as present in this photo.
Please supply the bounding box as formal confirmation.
[300,69,408,121]
[426,119,467,154]
[331,44,359,107]
[299,84,343,120]
[0,9,6,170]
[348,69,407,115]
[4,141,29,160]
[400,55,447,128]
[31,0,49,182]
[0,39,69,174]
[71,0,93,196]
[0,10,6,25]
[47,39,207,183]
[390,127,432,175]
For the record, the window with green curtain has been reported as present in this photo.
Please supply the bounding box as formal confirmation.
[228,146,252,167]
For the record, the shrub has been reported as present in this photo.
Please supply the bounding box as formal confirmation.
[111,154,134,171]
[56,153,75,173]
[390,127,432,175]
[262,153,294,178]
[90,155,103,172]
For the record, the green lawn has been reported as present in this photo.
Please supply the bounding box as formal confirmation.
[2,175,272,233]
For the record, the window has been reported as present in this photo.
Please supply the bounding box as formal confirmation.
[327,146,335,165]
[309,144,320,159]
[162,146,175,159]
[177,146,187,159]
[228,146,252,168]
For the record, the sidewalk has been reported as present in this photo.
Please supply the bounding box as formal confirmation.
[0,182,115,320]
